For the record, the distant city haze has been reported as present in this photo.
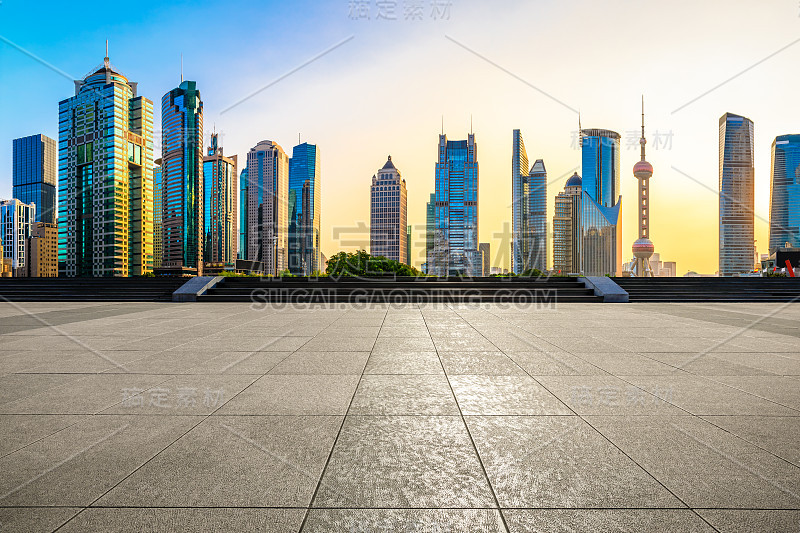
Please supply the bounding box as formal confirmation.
[1,0,798,274]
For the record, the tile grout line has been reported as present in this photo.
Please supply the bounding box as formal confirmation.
[426,304,511,533]
[460,304,720,532]
[297,304,389,532]
[50,304,343,532]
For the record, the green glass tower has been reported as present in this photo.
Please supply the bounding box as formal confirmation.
[160,80,204,275]
[58,52,154,277]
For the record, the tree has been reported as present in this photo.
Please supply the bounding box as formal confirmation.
[325,250,423,277]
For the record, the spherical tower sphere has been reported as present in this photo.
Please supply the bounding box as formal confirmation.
[633,160,653,179]
[632,237,655,259]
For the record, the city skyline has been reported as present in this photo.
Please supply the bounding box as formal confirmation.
[1,1,800,274]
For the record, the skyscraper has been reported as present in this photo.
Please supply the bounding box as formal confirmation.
[580,128,622,276]
[553,173,582,274]
[719,112,755,276]
[479,242,490,276]
[511,130,547,273]
[288,143,321,275]
[425,192,435,273]
[58,51,154,277]
[203,133,237,265]
[153,160,163,269]
[432,133,479,276]
[27,222,58,277]
[13,134,57,225]
[0,199,35,276]
[631,100,655,277]
[239,165,248,261]
[370,156,407,263]
[769,134,800,250]
[161,80,203,275]
[406,225,412,266]
[247,140,289,275]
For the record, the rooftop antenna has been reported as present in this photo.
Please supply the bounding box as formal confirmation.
[470,114,473,134]
[640,95,646,161]
[578,110,582,147]
[180,54,183,83]
[104,40,109,68]
[298,132,301,145]
[441,115,444,135]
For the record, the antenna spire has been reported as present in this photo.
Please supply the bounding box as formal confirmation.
[441,115,444,135]
[640,95,647,161]
[104,40,109,68]
[578,110,582,147]
[470,114,473,134]
[180,54,183,83]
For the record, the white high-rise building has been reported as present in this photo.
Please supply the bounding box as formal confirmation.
[247,140,289,275]
[370,156,408,263]
[0,199,36,276]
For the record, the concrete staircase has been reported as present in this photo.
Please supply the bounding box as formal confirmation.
[0,278,187,301]
[198,276,603,304]
[613,277,800,302]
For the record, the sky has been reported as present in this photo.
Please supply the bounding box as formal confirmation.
[1,0,798,275]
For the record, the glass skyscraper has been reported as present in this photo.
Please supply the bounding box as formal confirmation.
[580,128,622,276]
[511,129,547,273]
[719,112,755,276]
[58,54,154,277]
[769,134,800,250]
[432,133,479,277]
[161,80,203,275]
[288,143,321,275]
[153,159,163,269]
[370,156,408,263]
[239,166,248,260]
[13,134,57,225]
[247,140,289,275]
[203,133,237,265]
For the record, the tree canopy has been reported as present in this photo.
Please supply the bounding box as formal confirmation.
[326,250,423,277]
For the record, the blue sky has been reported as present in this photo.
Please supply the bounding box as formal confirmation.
[2,0,799,273]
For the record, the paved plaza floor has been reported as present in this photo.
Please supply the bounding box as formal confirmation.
[0,301,798,532]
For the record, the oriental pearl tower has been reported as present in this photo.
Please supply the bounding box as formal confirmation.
[632,97,655,277]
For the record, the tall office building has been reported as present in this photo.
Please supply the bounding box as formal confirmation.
[719,112,755,276]
[370,156,408,262]
[288,143,321,275]
[432,133,479,276]
[161,80,203,275]
[203,133,237,265]
[27,222,58,277]
[553,173,582,274]
[479,242,490,276]
[425,192,435,273]
[13,134,57,224]
[58,52,154,277]
[247,140,289,275]
[0,199,35,276]
[511,130,547,273]
[580,128,622,276]
[239,165,248,260]
[153,159,163,269]
[769,134,800,250]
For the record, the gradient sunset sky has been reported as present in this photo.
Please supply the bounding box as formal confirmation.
[1,0,798,274]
